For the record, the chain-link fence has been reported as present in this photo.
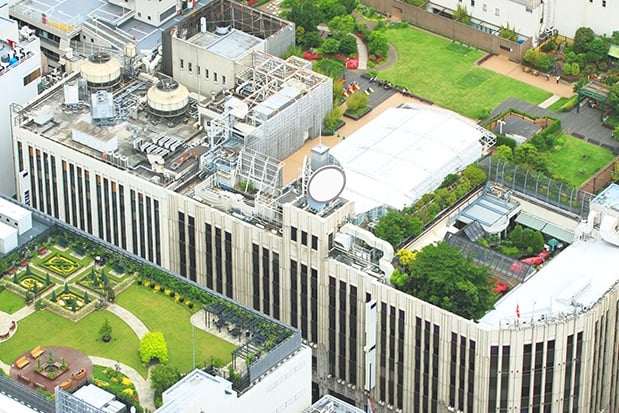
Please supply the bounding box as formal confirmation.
[478,157,593,218]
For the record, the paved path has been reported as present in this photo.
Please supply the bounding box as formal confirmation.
[539,94,561,109]
[0,359,10,375]
[479,54,574,98]
[354,34,368,70]
[89,356,155,412]
[106,304,149,339]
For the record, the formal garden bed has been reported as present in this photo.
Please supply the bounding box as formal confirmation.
[34,251,84,278]
[91,365,140,406]
[49,285,92,312]
[78,267,121,296]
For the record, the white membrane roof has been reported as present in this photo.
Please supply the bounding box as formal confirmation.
[330,105,484,214]
[479,235,619,328]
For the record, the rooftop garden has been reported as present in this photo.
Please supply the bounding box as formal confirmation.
[376,27,551,119]
[487,110,614,187]
[0,224,297,408]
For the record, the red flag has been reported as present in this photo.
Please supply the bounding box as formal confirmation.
[516,304,521,318]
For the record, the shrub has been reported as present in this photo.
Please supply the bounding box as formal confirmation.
[346,91,369,113]
[140,332,169,364]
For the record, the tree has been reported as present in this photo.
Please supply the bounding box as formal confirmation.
[150,365,180,406]
[323,106,343,131]
[509,224,524,246]
[453,4,471,24]
[318,0,346,21]
[338,35,358,56]
[337,0,358,13]
[313,58,345,79]
[494,145,513,162]
[524,49,539,65]
[287,0,324,33]
[608,83,619,111]
[367,30,389,58]
[499,23,518,41]
[45,273,51,286]
[394,242,495,320]
[573,27,595,54]
[328,15,355,38]
[99,318,112,342]
[374,211,424,248]
[302,31,324,50]
[64,282,69,294]
[140,332,169,364]
[345,91,369,113]
[462,164,487,186]
[562,62,572,76]
[584,38,609,63]
[534,53,555,71]
[319,38,340,55]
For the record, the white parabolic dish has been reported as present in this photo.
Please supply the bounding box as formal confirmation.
[307,165,346,204]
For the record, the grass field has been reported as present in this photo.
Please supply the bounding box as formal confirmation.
[546,134,615,186]
[379,28,552,118]
[0,310,146,376]
[0,289,24,314]
[117,285,236,374]
[545,97,571,112]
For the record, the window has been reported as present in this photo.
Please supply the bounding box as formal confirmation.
[147,15,151,20]
[470,0,475,6]
[301,231,308,245]
[188,62,192,72]
[482,3,487,11]
[180,59,184,69]
[602,0,606,6]
[222,75,226,85]
[197,65,200,75]
[23,68,41,86]
[291,227,298,241]
[214,72,218,82]
[495,8,500,15]
[311,235,318,250]
[205,69,209,79]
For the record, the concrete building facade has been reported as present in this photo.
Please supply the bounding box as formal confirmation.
[12,64,619,413]
[0,1,42,196]
[423,0,619,39]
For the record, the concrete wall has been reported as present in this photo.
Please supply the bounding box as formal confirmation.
[363,0,531,61]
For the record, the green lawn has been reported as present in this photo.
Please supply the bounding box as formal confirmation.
[117,285,236,373]
[379,28,552,118]
[546,134,615,186]
[0,289,25,314]
[546,97,571,112]
[0,310,146,376]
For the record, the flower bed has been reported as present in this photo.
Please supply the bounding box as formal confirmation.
[78,268,117,295]
[41,254,81,277]
[50,289,90,312]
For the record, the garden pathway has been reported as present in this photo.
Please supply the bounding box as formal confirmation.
[354,34,368,70]
[539,94,562,109]
[106,304,149,339]
[0,359,10,375]
[89,356,155,412]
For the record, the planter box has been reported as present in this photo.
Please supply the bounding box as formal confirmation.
[344,107,372,120]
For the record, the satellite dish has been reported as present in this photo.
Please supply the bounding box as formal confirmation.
[307,165,346,204]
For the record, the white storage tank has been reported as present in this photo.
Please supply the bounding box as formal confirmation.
[147,78,189,117]
[80,52,122,89]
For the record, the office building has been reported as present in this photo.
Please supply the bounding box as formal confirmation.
[10,5,619,413]
[425,0,618,39]
[0,2,42,196]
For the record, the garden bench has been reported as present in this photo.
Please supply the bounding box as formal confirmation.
[59,379,72,390]
[18,374,31,385]
[15,356,30,369]
[30,346,44,359]
[34,382,46,390]
[72,369,86,380]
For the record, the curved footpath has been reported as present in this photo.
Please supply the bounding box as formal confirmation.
[89,356,155,412]
[106,304,149,339]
